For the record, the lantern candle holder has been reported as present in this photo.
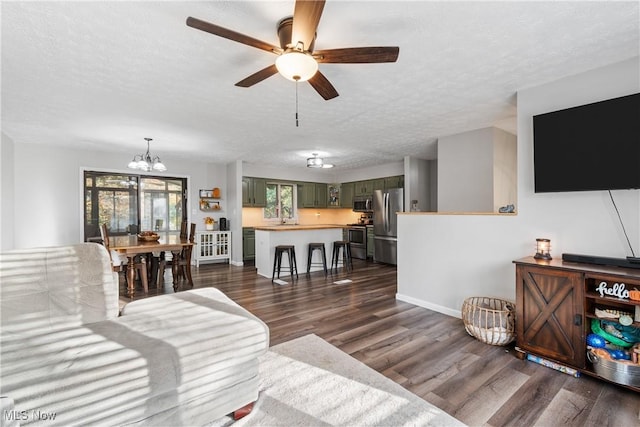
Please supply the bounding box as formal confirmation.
[534,238,552,260]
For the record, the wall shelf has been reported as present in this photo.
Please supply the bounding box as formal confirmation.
[199,188,221,211]
[199,199,221,211]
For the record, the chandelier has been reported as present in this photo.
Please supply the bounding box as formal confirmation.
[307,153,333,169]
[127,138,167,172]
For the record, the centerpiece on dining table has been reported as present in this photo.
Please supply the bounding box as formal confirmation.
[137,230,160,242]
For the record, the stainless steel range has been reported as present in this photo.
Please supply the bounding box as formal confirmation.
[346,225,367,259]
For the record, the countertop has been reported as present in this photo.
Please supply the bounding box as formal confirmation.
[399,211,517,216]
[253,224,347,232]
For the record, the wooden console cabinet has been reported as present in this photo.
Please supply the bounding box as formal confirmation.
[514,257,640,391]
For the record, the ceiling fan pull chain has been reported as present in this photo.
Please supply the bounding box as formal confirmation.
[295,79,299,127]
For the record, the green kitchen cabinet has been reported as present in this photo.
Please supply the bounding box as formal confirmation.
[315,183,328,208]
[242,227,255,261]
[353,180,373,197]
[298,182,328,208]
[353,179,385,197]
[372,178,386,192]
[297,182,314,208]
[242,177,267,207]
[340,182,354,208]
[385,175,404,190]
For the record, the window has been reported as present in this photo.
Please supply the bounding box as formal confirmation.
[84,171,186,241]
[264,182,297,221]
[140,177,184,233]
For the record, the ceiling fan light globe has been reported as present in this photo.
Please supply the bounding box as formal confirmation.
[276,51,318,82]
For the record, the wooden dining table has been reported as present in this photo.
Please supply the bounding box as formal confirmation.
[109,233,194,297]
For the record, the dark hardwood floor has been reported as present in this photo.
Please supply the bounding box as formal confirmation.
[121,259,639,426]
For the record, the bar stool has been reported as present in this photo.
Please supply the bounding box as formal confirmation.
[272,245,298,282]
[331,240,353,272]
[307,242,328,275]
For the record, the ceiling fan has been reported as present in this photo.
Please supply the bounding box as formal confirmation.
[186,0,399,100]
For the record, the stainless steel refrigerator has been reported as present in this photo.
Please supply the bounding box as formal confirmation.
[373,188,404,265]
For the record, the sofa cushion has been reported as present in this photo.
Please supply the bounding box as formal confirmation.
[0,287,269,425]
[0,243,119,336]
[119,288,269,388]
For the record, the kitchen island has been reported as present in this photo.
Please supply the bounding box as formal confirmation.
[254,224,346,279]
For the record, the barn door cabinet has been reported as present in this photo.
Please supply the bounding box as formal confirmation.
[514,257,640,391]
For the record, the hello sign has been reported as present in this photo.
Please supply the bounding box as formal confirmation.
[595,281,629,299]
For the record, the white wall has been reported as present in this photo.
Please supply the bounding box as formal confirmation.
[438,128,495,212]
[404,156,435,212]
[7,143,231,249]
[1,133,16,250]
[337,161,404,183]
[438,127,516,213]
[227,160,243,265]
[397,57,640,318]
[202,162,229,232]
[493,128,517,212]
[243,162,338,183]
[429,161,438,211]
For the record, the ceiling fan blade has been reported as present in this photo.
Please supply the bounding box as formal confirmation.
[186,16,282,54]
[291,0,325,51]
[308,71,339,100]
[314,47,399,63]
[235,64,279,87]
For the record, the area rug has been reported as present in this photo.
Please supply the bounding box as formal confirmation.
[210,334,465,426]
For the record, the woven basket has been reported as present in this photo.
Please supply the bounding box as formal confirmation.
[137,233,160,242]
[461,297,516,346]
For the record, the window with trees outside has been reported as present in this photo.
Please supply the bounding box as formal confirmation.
[84,171,186,241]
[264,182,297,222]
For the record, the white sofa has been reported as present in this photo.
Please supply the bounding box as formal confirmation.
[0,243,269,426]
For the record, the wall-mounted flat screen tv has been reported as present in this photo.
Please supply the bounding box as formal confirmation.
[533,93,640,193]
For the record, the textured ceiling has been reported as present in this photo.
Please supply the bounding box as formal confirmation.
[2,1,639,171]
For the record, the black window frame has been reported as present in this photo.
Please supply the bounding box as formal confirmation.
[83,170,187,242]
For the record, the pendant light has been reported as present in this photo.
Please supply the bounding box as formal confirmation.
[127,138,167,172]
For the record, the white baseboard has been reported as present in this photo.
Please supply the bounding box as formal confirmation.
[395,293,461,319]
[230,260,244,266]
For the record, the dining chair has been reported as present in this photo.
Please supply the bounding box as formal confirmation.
[100,224,149,292]
[152,251,167,288]
[154,221,194,289]
[175,223,196,285]
[153,218,186,288]
[180,219,188,239]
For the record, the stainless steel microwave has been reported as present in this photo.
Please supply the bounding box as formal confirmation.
[353,197,372,212]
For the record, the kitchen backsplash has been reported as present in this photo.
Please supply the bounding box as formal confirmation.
[242,208,360,227]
